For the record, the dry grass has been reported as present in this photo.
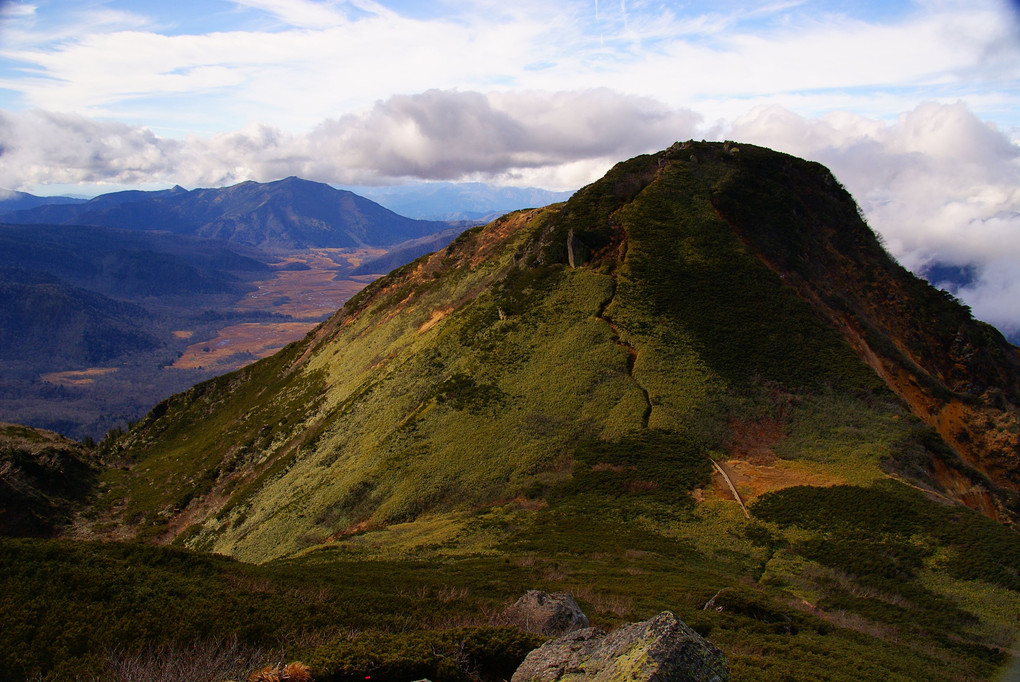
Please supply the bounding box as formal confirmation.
[541,566,569,581]
[31,637,285,682]
[40,367,118,387]
[248,662,312,682]
[622,549,649,559]
[726,415,786,465]
[512,554,539,567]
[788,599,899,641]
[172,322,315,370]
[573,585,634,617]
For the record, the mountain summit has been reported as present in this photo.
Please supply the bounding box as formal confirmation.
[16,141,1020,681]
[87,141,1018,560]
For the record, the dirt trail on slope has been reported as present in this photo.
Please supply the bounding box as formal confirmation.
[595,279,653,428]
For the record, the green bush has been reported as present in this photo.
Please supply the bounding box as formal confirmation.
[302,627,545,682]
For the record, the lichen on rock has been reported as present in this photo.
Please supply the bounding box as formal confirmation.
[512,611,729,682]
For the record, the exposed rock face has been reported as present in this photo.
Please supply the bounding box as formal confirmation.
[566,229,589,268]
[512,611,729,682]
[501,590,590,636]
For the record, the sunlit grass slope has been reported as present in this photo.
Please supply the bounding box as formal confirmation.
[90,142,904,560]
[56,141,1020,681]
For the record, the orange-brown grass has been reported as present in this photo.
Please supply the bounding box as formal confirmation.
[726,415,786,464]
[170,249,382,375]
[171,322,314,371]
[249,662,313,682]
[716,459,843,500]
[417,307,453,333]
[41,367,118,387]
[235,249,380,320]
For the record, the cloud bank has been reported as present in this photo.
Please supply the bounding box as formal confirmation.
[0,93,1017,339]
[0,89,702,189]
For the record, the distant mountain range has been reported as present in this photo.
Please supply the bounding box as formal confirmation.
[2,179,575,230]
[0,223,271,299]
[1,177,452,249]
[0,223,282,439]
[0,189,86,213]
[0,179,469,439]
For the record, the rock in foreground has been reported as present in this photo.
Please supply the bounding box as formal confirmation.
[512,611,729,682]
[500,590,591,636]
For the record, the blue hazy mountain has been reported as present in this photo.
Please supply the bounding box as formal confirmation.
[0,190,87,213]
[5,178,453,249]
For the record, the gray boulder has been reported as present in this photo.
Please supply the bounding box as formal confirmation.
[500,590,590,636]
[511,611,729,682]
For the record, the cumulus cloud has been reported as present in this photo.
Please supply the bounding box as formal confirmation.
[0,89,701,188]
[728,101,1020,339]
[1,0,1017,135]
[0,109,182,186]
[305,89,701,181]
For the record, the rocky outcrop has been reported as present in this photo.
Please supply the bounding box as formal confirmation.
[512,611,729,682]
[500,591,590,636]
[566,229,589,268]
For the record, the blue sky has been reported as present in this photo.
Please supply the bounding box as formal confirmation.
[2,0,1017,142]
[0,0,1019,335]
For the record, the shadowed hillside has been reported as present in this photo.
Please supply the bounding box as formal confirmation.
[0,423,98,537]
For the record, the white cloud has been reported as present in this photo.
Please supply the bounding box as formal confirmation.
[957,260,1020,338]
[0,89,700,188]
[0,109,182,186]
[0,1,1017,134]
[304,89,701,181]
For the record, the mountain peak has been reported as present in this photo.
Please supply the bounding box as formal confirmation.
[87,141,1019,566]
[12,142,1017,682]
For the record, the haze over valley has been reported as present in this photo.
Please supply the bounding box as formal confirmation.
[0,177,483,438]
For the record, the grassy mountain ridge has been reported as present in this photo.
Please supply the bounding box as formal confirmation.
[85,141,1018,555]
[42,141,1019,680]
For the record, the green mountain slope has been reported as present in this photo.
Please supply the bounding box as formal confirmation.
[89,142,1017,556]
[60,142,1020,680]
